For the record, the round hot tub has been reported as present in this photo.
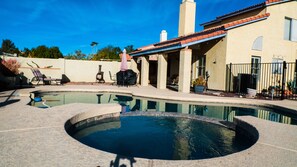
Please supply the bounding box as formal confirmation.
[66,113,256,160]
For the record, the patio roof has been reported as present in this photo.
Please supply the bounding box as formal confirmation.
[131,13,270,57]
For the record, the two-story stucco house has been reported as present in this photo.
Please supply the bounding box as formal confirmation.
[130,0,297,93]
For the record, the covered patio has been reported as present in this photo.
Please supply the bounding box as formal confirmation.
[130,28,226,93]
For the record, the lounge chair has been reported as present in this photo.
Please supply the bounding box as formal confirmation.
[31,68,62,85]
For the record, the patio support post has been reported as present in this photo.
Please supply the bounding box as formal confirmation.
[157,54,168,89]
[141,56,149,86]
[192,54,199,81]
[178,48,192,93]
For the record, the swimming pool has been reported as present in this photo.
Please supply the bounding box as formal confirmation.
[66,114,255,160]
[30,91,297,125]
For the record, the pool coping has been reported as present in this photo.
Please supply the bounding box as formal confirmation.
[1,85,297,167]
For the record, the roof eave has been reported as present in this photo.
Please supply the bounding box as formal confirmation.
[225,16,269,30]
[130,44,182,57]
[200,3,266,27]
[131,34,227,57]
[266,0,292,6]
[181,34,227,47]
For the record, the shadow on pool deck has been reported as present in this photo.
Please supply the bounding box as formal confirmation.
[108,155,137,167]
[0,89,20,108]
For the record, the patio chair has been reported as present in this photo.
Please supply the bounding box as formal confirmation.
[109,71,116,85]
[31,68,62,85]
[167,74,179,85]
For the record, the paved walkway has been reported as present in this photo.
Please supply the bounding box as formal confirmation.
[0,84,297,167]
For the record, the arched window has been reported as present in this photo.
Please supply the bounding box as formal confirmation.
[252,36,263,51]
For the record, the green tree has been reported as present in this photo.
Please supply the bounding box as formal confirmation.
[65,50,86,60]
[124,45,135,54]
[92,45,121,60]
[49,46,63,58]
[34,45,50,58]
[22,48,31,57]
[29,45,63,59]
[0,39,20,55]
[30,48,36,58]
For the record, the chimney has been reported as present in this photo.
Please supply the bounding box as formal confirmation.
[178,0,196,36]
[160,30,167,42]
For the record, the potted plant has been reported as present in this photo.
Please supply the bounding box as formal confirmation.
[192,76,206,93]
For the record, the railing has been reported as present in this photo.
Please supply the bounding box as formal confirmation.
[226,60,297,100]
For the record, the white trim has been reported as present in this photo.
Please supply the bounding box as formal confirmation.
[181,34,226,47]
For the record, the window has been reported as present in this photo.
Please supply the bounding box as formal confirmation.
[251,56,261,77]
[284,17,297,41]
[272,57,283,74]
[251,56,261,89]
[252,36,263,51]
[197,55,206,77]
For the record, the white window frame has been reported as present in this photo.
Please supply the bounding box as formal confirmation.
[284,17,297,42]
[197,55,206,77]
[272,57,283,74]
[251,56,261,78]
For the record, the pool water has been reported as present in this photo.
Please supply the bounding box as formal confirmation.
[30,91,297,125]
[68,116,255,160]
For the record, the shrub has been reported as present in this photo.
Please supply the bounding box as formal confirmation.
[1,58,21,74]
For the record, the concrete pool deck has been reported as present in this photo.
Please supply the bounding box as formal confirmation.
[0,84,297,167]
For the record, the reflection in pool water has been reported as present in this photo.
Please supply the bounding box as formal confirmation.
[68,116,255,160]
[30,92,297,125]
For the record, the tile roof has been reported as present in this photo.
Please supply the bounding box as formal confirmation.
[131,12,271,56]
[216,3,266,20]
[131,28,227,56]
[223,13,270,29]
[265,0,285,4]
[131,0,293,56]
[180,30,226,45]
[201,0,290,27]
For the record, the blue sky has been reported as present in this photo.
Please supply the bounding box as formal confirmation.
[0,0,264,55]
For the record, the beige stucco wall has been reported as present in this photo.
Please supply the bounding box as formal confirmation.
[225,20,266,64]
[14,57,64,81]
[226,1,297,64]
[265,1,297,62]
[64,59,123,82]
[198,38,227,91]
[1,56,130,83]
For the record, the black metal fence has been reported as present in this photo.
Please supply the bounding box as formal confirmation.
[226,60,297,100]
